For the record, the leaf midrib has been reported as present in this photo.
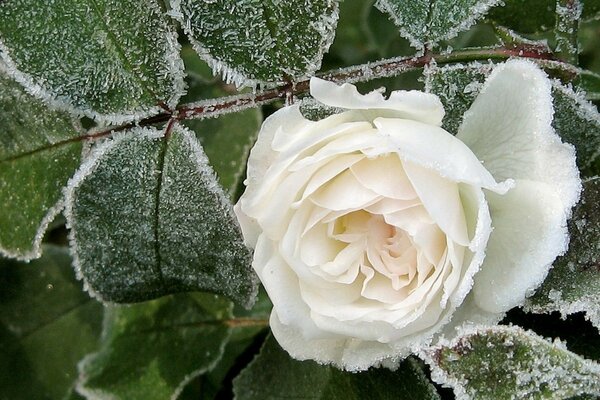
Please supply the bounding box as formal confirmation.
[87,0,160,105]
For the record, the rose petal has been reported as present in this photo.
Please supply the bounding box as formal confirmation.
[457,59,581,212]
[472,179,570,313]
[310,169,381,211]
[310,77,445,126]
[270,313,398,371]
[402,161,470,246]
[350,154,418,199]
[373,118,512,194]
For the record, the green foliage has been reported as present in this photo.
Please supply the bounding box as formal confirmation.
[174,0,340,85]
[233,335,440,400]
[0,246,103,399]
[65,126,256,306]
[375,0,500,49]
[527,178,600,329]
[77,293,233,399]
[0,0,599,398]
[0,69,82,260]
[0,0,184,122]
[427,326,600,399]
[488,0,600,34]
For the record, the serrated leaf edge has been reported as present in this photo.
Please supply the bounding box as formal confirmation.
[169,0,340,88]
[63,128,165,305]
[75,302,234,400]
[0,5,186,125]
[422,325,600,400]
[375,0,502,50]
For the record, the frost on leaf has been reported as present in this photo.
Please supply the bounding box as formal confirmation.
[0,0,185,124]
[526,178,600,330]
[171,0,340,86]
[375,0,501,50]
[551,81,600,176]
[0,67,82,260]
[64,125,257,307]
[424,62,493,133]
[77,293,234,400]
[425,325,600,400]
[425,63,600,175]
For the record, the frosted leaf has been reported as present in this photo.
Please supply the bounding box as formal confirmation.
[64,125,257,307]
[0,67,83,260]
[425,62,600,175]
[551,81,600,176]
[0,0,185,124]
[76,293,234,400]
[233,334,441,400]
[423,62,494,134]
[180,52,263,197]
[171,0,340,86]
[526,178,600,330]
[298,97,345,121]
[424,325,600,400]
[488,0,599,34]
[375,0,501,50]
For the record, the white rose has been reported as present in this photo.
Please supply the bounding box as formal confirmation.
[234,60,581,371]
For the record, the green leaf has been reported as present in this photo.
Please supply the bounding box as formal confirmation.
[488,0,599,34]
[526,177,600,329]
[233,334,441,400]
[424,62,600,175]
[375,0,500,50]
[425,326,600,399]
[0,245,103,400]
[77,293,230,399]
[173,0,340,86]
[183,290,271,399]
[424,62,493,134]
[180,48,263,197]
[580,70,600,101]
[551,82,600,176]
[0,0,184,123]
[0,68,82,260]
[65,125,257,306]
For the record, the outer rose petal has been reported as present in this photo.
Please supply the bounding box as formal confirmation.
[473,180,568,313]
[310,77,445,126]
[458,59,581,313]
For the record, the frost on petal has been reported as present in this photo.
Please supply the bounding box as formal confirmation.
[473,180,569,313]
[457,59,581,212]
[373,118,512,194]
[310,78,445,126]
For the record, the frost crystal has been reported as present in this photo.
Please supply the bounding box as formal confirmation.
[64,126,257,306]
[171,0,340,87]
[0,0,186,124]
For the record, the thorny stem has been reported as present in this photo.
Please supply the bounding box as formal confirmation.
[62,44,559,147]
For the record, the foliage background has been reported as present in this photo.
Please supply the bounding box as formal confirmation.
[1,0,600,398]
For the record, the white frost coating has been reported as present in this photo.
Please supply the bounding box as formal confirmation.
[423,325,600,400]
[458,60,582,313]
[0,199,64,262]
[0,0,186,125]
[177,125,259,307]
[526,292,600,332]
[75,309,234,400]
[63,128,165,304]
[375,0,502,50]
[552,79,600,163]
[170,0,340,88]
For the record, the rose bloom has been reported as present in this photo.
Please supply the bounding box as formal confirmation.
[234,60,581,370]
